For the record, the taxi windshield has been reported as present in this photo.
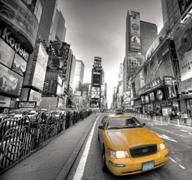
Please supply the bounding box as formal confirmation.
[107,117,143,129]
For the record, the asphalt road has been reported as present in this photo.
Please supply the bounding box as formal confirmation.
[67,113,192,180]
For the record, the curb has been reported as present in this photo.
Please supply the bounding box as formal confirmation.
[55,114,98,180]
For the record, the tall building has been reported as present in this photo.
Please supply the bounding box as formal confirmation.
[49,9,66,42]
[161,0,181,29]
[123,10,157,92]
[37,0,59,45]
[0,0,42,111]
[21,0,59,107]
[73,60,85,94]
[90,57,104,108]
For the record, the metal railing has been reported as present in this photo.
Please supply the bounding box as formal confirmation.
[131,113,192,127]
[0,110,92,172]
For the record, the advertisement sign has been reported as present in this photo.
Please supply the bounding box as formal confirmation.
[176,24,192,81]
[156,89,164,101]
[32,43,49,91]
[141,96,145,104]
[145,95,149,104]
[164,76,174,85]
[0,64,23,97]
[29,89,42,106]
[130,11,141,51]
[0,0,39,51]
[0,38,15,68]
[0,27,29,60]
[178,0,192,15]
[92,74,101,87]
[0,95,11,107]
[18,101,36,108]
[149,92,155,102]
[12,54,27,76]
[162,107,172,117]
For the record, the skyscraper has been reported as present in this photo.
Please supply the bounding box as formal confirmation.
[73,60,85,93]
[123,10,157,92]
[161,0,181,29]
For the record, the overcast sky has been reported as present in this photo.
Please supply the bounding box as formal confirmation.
[58,0,163,106]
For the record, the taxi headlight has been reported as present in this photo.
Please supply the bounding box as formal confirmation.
[159,143,166,150]
[109,150,129,159]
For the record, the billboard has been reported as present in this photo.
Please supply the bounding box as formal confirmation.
[0,64,23,97]
[176,25,192,81]
[32,43,49,91]
[0,38,15,68]
[92,73,101,87]
[29,89,42,106]
[178,0,192,15]
[12,54,27,76]
[0,0,38,52]
[130,11,141,51]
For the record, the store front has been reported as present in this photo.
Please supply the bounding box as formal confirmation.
[139,76,178,116]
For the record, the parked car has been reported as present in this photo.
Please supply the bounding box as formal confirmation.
[98,113,169,176]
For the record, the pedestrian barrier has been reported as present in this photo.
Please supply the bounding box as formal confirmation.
[0,110,92,173]
[131,113,192,127]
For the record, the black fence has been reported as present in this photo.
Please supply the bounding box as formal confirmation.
[0,110,92,172]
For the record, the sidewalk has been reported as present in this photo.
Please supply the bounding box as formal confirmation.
[0,114,97,180]
[133,113,192,130]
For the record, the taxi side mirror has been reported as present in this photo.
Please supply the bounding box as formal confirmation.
[98,125,104,129]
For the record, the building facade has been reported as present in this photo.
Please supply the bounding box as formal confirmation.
[123,10,157,94]
[0,0,41,112]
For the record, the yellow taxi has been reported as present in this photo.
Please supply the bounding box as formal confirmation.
[98,113,169,176]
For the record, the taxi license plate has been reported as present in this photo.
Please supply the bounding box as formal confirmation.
[142,161,155,171]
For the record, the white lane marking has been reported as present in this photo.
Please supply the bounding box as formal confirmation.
[169,156,186,170]
[180,130,188,133]
[156,134,177,143]
[72,118,98,180]
[152,126,186,137]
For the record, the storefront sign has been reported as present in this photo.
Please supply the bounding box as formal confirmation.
[0,27,29,60]
[0,0,39,51]
[130,11,141,51]
[0,64,23,97]
[139,77,161,94]
[164,76,174,86]
[18,101,36,108]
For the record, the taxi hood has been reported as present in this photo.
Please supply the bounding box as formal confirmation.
[105,127,162,150]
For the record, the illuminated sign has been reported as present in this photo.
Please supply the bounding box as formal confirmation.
[32,43,48,91]
[0,0,39,51]
[18,101,36,108]
[0,64,23,97]
[130,11,141,51]
[0,38,15,68]
[0,27,29,60]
